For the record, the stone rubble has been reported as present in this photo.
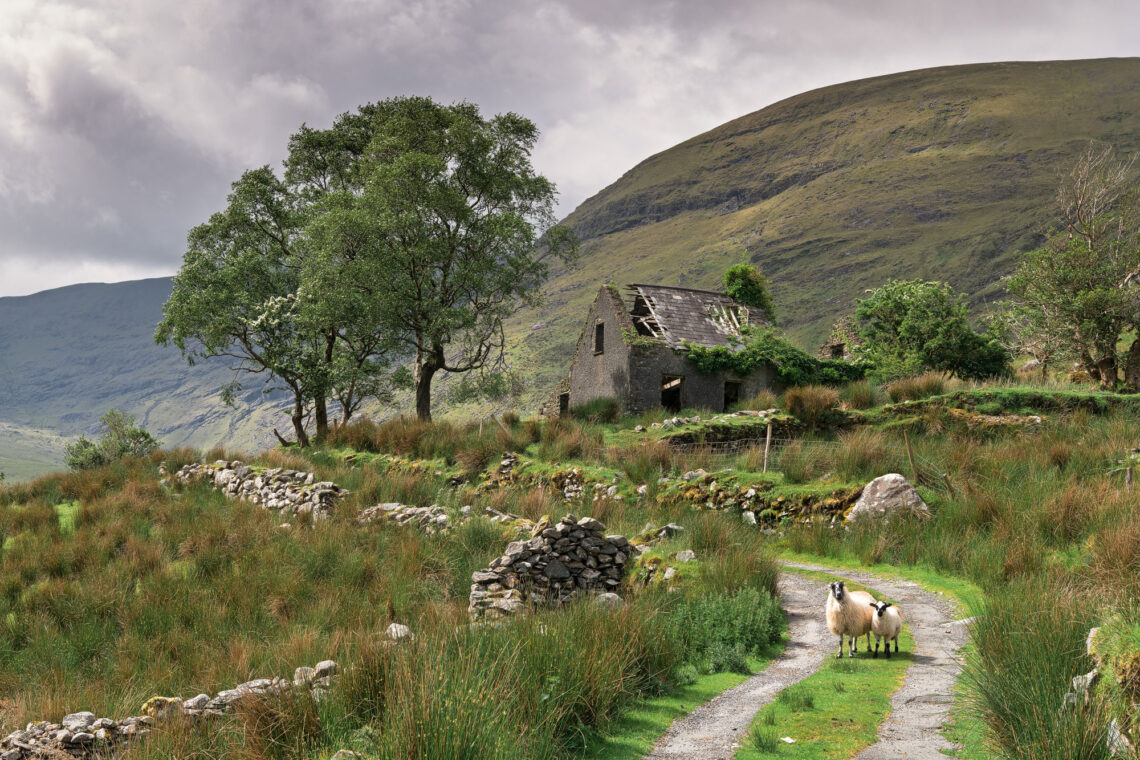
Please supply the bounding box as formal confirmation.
[164,461,346,520]
[468,514,630,620]
[355,502,532,536]
[0,658,343,760]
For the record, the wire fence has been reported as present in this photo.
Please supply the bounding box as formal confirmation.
[667,434,951,491]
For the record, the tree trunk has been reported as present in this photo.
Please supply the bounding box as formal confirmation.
[314,395,329,441]
[415,364,437,421]
[314,331,335,441]
[291,394,311,448]
[1124,339,1140,391]
[1096,354,1119,389]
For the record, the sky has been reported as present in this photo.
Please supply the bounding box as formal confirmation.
[0,0,1138,297]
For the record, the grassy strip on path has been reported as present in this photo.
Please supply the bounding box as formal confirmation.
[735,565,912,759]
[585,645,786,760]
[771,552,989,759]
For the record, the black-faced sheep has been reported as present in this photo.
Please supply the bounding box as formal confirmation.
[825,580,874,658]
[869,601,903,658]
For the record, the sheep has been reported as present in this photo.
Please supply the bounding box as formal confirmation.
[869,601,903,658]
[825,580,875,658]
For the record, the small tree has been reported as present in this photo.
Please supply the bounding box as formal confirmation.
[723,263,776,324]
[854,279,1009,381]
[65,409,160,471]
[1007,143,1140,388]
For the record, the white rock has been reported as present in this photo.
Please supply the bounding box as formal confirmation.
[385,623,413,641]
[846,474,929,522]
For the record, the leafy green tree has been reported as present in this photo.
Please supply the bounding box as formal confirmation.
[854,279,1009,381]
[723,263,776,324]
[1006,144,1140,388]
[65,409,160,471]
[157,120,396,445]
[342,96,578,420]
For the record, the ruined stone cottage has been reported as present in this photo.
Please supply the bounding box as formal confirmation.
[553,284,776,415]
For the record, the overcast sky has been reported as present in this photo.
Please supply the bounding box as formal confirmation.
[0,0,1137,297]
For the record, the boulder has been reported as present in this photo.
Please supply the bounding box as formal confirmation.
[846,474,929,522]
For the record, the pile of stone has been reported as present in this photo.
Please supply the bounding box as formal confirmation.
[468,515,630,620]
[0,660,340,760]
[165,461,346,519]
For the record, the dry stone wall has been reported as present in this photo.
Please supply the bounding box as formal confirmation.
[468,514,630,620]
[0,659,340,760]
[164,461,346,519]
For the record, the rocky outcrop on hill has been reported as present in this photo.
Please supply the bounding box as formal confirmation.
[0,659,341,760]
[468,515,630,620]
[163,461,346,519]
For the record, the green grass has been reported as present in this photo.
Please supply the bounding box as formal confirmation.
[735,633,913,759]
[584,653,781,760]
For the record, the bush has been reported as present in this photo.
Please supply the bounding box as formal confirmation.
[64,409,160,471]
[665,587,783,674]
[886,372,946,402]
[783,385,840,430]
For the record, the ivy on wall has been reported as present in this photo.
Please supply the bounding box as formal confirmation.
[685,328,867,387]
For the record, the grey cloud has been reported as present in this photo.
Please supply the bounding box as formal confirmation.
[0,0,1137,295]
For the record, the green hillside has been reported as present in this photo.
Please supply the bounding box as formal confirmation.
[0,278,285,478]
[4,58,1140,477]
[500,57,1140,409]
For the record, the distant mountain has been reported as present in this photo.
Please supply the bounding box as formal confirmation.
[498,57,1140,409]
[5,58,1140,477]
[0,278,285,479]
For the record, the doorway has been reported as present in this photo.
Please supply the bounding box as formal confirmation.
[723,380,741,411]
[558,392,570,417]
[661,375,683,412]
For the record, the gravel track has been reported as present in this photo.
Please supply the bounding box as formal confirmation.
[644,563,970,760]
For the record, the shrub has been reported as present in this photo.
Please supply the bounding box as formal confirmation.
[64,409,160,471]
[886,372,946,402]
[665,587,783,674]
[783,385,840,430]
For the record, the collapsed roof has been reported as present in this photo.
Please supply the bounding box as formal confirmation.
[625,284,768,350]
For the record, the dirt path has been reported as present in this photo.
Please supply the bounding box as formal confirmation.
[783,562,971,760]
[645,563,971,760]
[645,573,832,760]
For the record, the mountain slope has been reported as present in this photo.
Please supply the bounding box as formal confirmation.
[500,57,1140,408]
[0,278,285,477]
[4,58,1140,477]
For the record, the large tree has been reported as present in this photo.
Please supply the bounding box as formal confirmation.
[1007,144,1140,388]
[342,97,577,420]
[156,122,396,444]
[854,279,1009,381]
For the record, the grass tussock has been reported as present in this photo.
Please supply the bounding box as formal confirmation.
[886,372,947,402]
[783,385,840,430]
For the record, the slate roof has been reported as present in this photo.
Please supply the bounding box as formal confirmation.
[625,284,767,350]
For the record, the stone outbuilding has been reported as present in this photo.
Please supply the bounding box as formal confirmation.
[552,284,776,415]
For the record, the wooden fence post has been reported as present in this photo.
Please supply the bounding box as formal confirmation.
[903,429,919,484]
[763,422,773,474]
[1128,466,1134,493]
